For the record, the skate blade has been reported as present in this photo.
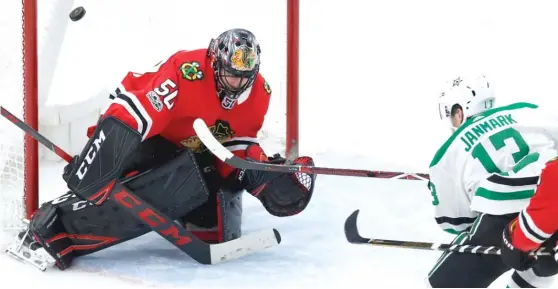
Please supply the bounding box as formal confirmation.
[5,243,54,271]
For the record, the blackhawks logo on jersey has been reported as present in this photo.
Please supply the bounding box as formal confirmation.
[180,120,235,152]
[180,61,204,81]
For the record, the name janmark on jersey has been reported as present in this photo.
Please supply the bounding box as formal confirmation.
[461,114,517,152]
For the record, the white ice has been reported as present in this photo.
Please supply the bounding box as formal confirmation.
[3,0,558,288]
[0,153,528,288]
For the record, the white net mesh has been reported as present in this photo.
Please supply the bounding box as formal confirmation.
[0,0,289,236]
[0,0,26,232]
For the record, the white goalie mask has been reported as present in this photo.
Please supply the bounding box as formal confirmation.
[438,74,495,131]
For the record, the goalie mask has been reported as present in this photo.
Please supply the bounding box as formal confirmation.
[208,29,261,110]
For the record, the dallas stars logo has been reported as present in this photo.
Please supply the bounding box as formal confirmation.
[452,77,463,87]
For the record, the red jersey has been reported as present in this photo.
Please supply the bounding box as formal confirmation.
[88,49,272,178]
[512,158,558,251]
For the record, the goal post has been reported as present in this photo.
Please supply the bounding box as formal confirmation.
[22,0,39,221]
[286,0,299,160]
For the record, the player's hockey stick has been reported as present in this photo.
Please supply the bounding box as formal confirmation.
[344,209,552,256]
[193,118,429,181]
[0,106,281,265]
[0,106,74,162]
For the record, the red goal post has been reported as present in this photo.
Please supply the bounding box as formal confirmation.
[22,0,39,221]
[4,0,300,222]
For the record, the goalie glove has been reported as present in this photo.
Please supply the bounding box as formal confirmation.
[227,144,316,217]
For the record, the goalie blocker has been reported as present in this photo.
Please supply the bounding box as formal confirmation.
[11,117,316,270]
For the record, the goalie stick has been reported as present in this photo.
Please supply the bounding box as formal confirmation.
[344,209,551,256]
[1,106,281,266]
[193,118,429,181]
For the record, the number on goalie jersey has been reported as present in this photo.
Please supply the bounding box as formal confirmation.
[95,43,270,179]
[429,101,558,234]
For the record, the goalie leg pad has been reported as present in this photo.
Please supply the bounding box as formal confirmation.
[65,116,142,205]
[181,189,243,244]
[28,202,77,270]
[28,149,209,269]
[217,189,243,242]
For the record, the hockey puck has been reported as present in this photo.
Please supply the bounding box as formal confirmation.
[69,6,86,22]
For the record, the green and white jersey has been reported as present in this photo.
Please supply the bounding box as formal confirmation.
[428,102,558,234]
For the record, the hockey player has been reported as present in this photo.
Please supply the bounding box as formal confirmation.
[6,28,316,270]
[426,75,558,287]
[501,156,558,271]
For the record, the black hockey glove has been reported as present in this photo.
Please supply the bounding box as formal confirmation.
[238,145,284,192]
[224,144,316,217]
[501,218,536,271]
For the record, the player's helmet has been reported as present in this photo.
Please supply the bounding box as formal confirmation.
[438,74,495,130]
[208,28,261,109]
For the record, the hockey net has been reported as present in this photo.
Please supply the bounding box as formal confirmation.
[0,0,297,236]
[0,0,34,232]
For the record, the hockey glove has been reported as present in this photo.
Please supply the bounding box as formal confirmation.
[254,155,316,216]
[501,218,536,271]
[227,144,316,217]
[231,144,284,192]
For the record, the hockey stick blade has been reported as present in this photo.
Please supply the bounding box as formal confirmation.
[193,118,429,180]
[344,210,552,256]
[1,107,282,265]
[111,182,281,265]
[209,227,281,264]
[344,210,370,243]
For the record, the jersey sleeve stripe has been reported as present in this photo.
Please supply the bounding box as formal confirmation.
[115,87,153,140]
[476,173,538,201]
[435,216,476,226]
[435,216,476,235]
[519,208,552,244]
[475,187,535,201]
[225,144,250,152]
[223,139,258,152]
[472,183,534,214]
[486,174,539,187]
[227,137,259,143]
[110,97,145,136]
